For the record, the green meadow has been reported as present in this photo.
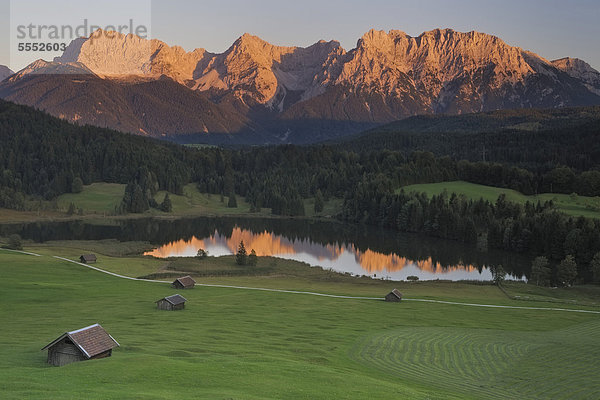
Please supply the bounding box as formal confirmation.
[401,181,600,219]
[52,183,342,220]
[1,246,599,399]
[56,183,268,217]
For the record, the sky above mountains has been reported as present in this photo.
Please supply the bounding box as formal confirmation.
[1,0,599,71]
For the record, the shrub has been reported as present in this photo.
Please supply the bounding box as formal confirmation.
[196,248,208,259]
[71,177,83,193]
[248,249,258,266]
[5,234,23,250]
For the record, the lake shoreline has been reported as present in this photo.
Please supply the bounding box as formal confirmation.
[0,206,342,225]
[1,215,531,282]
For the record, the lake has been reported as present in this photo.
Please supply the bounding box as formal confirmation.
[1,216,529,281]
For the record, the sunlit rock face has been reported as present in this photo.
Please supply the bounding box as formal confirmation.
[3,28,599,143]
[191,34,346,110]
[552,57,600,96]
[55,30,210,81]
[51,28,600,112]
[336,29,537,110]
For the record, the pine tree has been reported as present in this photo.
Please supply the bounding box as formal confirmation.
[492,265,507,286]
[160,193,173,212]
[67,202,76,216]
[557,255,578,287]
[236,240,247,265]
[130,183,149,213]
[314,190,324,213]
[530,256,551,286]
[590,252,600,283]
[228,192,238,208]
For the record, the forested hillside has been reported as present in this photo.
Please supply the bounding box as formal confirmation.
[0,100,191,207]
[337,107,600,172]
[2,99,600,283]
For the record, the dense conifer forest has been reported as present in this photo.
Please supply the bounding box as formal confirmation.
[2,99,600,283]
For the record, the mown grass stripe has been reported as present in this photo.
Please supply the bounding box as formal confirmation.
[348,327,592,399]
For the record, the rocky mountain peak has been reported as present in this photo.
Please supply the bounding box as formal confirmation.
[335,28,541,108]
[552,57,600,95]
[0,65,14,82]
[9,60,94,82]
[357,29,405,47]
[193,33,345,107]
[552,57,594,71]
[55,29,208,82]
[3,27,599,144]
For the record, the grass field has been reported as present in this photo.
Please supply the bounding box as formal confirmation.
[401,181,600,219]
[57,183,126,213]
[56,183,268,216]
[1,246,599,399]
[50,183,343,220]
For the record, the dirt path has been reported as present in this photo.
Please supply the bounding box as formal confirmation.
[45,254,600,314]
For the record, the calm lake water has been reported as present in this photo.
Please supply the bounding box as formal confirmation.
[1,217,529,281]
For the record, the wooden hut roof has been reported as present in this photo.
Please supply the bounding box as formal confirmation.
[157,294,187,306]
[80,254,97,262]
[41,324,119,358]
[174,276,196,287]
[389,289,402,299]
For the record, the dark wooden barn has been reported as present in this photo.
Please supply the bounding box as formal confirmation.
[385,289,403,302]
[79,254,97,264]
[156,294,187,311]
[172,275,196,289]
[41,323,119,367]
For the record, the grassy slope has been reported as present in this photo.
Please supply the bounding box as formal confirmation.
[1,248,599,399]
[50,183,343,220]
[401,181,600,219]
[57,183,126,213]
[56,183,267,216]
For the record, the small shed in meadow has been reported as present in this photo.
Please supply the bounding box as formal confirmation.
[79,254,97,264]
[156,294,187,311]
[41,323,119,367]
[172,275,196,289]
[385,289,403,302]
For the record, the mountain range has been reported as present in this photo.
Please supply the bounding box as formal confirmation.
[1,28,600,144]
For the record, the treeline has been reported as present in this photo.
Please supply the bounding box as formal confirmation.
[341,186,600,284]
[2,99,600,213]
[193,149,600,211]
[337,119,600,173]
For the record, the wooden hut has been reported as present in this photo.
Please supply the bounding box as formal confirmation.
[385,289,403,302]
[41,323,119,367]
[79,254,97,264]
[172,275,196,289]
[156,294,187,311]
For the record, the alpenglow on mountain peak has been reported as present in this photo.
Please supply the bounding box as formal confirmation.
[50,27,597,107]
[3,27,599,144]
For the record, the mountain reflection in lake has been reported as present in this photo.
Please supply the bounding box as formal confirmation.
[144,226,516,281]
[2,216,528,281]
